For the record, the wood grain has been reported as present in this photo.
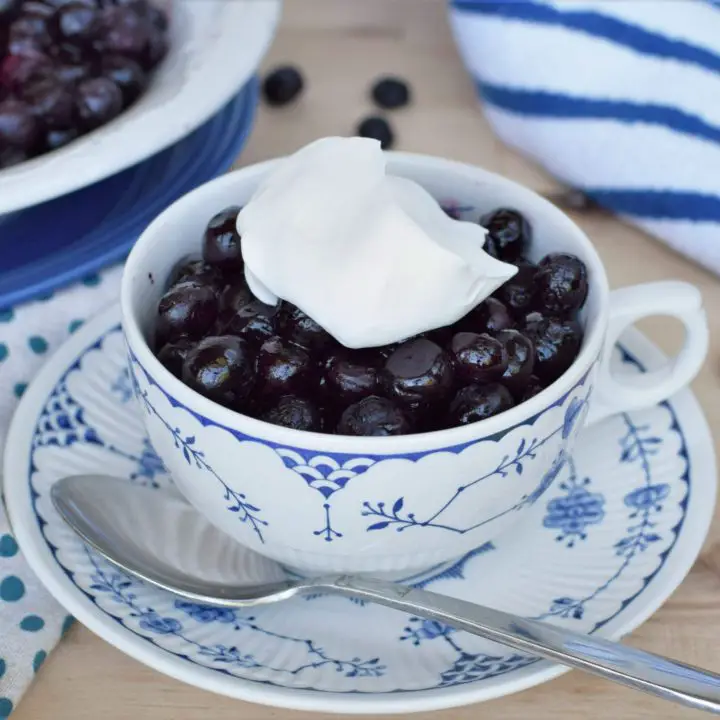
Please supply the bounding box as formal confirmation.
[14,1,720,718]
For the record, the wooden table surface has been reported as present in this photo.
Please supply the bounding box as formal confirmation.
[14,1,720,718]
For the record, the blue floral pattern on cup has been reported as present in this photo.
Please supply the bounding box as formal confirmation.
[128,344,594,572]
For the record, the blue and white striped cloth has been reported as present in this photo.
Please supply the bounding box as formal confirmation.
[449,0,720,274]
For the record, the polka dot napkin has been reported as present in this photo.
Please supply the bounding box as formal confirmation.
[0,265,121,717]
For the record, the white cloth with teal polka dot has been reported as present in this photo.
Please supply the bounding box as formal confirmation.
[0,265,122,717]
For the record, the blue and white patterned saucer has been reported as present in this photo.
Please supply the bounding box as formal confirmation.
[3,305,716,714]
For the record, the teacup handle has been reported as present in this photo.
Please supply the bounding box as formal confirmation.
[586,281,708,425]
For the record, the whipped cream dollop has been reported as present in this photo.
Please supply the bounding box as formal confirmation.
[237,137,517,349]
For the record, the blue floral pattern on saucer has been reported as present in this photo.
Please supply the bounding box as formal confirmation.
[6,306,715,712]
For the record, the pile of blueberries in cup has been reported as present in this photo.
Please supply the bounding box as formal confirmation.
[0,0,169,169]
[152,204,589,436]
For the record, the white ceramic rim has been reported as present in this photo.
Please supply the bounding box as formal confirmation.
[0,0,281,216]
[4,305,715,713]
[120,152,610,454]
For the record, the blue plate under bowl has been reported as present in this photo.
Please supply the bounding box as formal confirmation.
[0,77,259,309]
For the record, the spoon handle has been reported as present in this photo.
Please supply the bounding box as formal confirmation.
[321,575,720,714]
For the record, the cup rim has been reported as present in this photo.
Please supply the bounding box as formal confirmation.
[121,151,610,454]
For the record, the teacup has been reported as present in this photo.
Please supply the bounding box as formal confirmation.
[120,153,708,577]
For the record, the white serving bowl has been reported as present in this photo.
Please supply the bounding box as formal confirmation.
[0,0,281,216]
[121,152,708,578]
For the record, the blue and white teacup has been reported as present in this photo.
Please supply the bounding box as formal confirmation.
[121,153,708,577]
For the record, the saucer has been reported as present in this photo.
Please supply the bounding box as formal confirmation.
[0,78,258,309]
[4,305,716,713]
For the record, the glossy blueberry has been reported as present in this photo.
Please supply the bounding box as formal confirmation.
[337,395,412,436]
[156,337,194,378]
[382,337,454,407]
[156,280,218,343]
[75,76,123,130]
[535,252,589,315]
[43,125,76,149]
[21,74,74,128]
[495,261,537,318]
[169,258,226,291]
[0,98,38,149]
[262,65,304,106]
[528,316,583,384]
[277,303,335,353]
[458,297,514,335]
[521,374,544,402]
[480,208,531,261]
[323,348,379,405]
[182,335,256,407]
[93,5,148,57]
[0,52,53,94]
[447,383,514,426]
[202,205,243,270]
[495,328,535,394]
[101,54,146,105]
[8,11,53,54]
[371,76,410,109]
[55,59,91,84]
[357,115,393,149]
[141,25,166,70]
[450,332,508,383]
[261,395,321,432]
[255,336,316,398]
[216,298,278,348]
[54,2,100,45]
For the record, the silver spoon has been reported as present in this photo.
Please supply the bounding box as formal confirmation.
[52,474,720,714]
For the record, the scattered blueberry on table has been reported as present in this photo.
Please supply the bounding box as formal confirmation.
[371,76,410,109]
[152,203,589,435]
[262,65,304,106]
[356,115,394,149]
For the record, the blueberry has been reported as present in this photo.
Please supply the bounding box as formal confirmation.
[75,77,123,130]
[535,253,589,315]
[215,298,278,348]
[337,395,412,436]
[157,337,194,378]
[323,348,380,405]
[480,209,531,261]
[156,281,218,344]
[450,332,508,384]
[169,258,225,291]
[202,205,243,270]
[256,336,316,398]
[101,54,146,105]
[371,76,410,109]
[382,337,454,407]
[261,395,321,431]
[182,335,256,408]
[21,75,74,129]
[447,383,514,426]
[8,12,54,54]
[55,2,101,45]
[457,297,514,335]
[262,65,304,106]
[495,261,537,318]
[0,98,39,149]
[527,317,583,384]
[277,303,335,353]
[93,5,148,57]
[356,115,394,149]
[521,375,544,402]
[495,329,535,395]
